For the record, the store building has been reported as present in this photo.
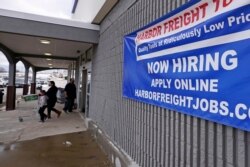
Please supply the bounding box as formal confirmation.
[0,0,249,167]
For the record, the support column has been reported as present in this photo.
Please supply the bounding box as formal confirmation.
[75,59,80,110]
[81,70,87,114]
[67,64,72,82]
[75,59,80,92]
[73,61,76,79]
[30,68,36,94]
[23,66,29,95]
[6,63,16,110]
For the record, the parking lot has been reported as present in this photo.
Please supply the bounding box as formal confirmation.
[0,77,67,109]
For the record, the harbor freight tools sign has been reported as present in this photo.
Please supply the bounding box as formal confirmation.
[123,0,250,131]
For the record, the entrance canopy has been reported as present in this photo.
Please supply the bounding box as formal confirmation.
[0,0,118,69]
[0,10,99,69]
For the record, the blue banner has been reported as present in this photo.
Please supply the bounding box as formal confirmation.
[123,0,250,131]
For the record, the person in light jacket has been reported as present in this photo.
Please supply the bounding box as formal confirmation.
[38,90,48,122]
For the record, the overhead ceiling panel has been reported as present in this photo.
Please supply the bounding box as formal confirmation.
[0,32,92,58]
[22,57,73,69]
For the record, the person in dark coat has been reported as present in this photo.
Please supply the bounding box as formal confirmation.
[46,81,61,118]
[63,78,76,113]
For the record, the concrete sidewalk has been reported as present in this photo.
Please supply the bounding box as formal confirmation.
[0,100,87,144]
[0,99,113,167]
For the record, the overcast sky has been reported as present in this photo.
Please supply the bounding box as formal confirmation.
[0,52,8,65]
[0,0,75,19]
[0,52,24,71]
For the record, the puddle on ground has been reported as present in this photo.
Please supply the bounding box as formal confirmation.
[0,145,4,152]
[0,143,16,152]
[0,131,113,167]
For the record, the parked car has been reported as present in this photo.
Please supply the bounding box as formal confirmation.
[57,88,65,104]
[39,79,47,85]
[3,77,8,86]
[36,82,42,89]
[15,78,24,88]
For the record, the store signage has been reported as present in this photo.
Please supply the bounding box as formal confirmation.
[123,0,250,131]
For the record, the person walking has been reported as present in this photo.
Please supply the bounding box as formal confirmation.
[63,78,76,113]
[46,81,62,118]
[38,90,48,122]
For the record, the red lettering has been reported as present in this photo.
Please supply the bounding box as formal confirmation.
[140,1,210,41]
[138,34,142,41]
[168,20,174,31]
[183,12,191,25]
[164,22,169,33]
[191,3,208,22]
[213,0,234,12]
[174,17,180,29]
[145,31,148,39]
[191,7,200,22]
[137,25,162,42]
[213,0,220,12]
[223,0,233,7]
[157,26,162,36]
[178,15,183,28]
[149,29,152,38]
[199,3,208,18]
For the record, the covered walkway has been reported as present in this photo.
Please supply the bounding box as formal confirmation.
[0,98,112,166]
[0,0,105,110]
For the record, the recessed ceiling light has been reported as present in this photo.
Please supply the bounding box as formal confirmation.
[48,63,53,66]
[40,39,50,44]
[49,67,53,68]
[44,53,52,56]
[46,58,52,61]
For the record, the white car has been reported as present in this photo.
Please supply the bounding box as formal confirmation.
[0,78,7,87]
[36,81,42,89]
